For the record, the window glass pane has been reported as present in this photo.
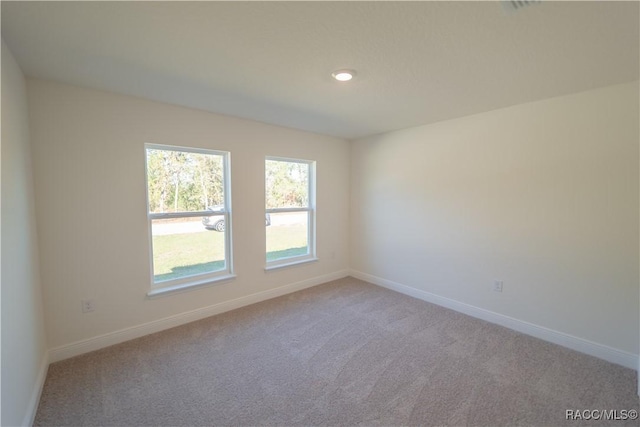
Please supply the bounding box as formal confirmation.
[146,148,224,214]
[266,211,309,262]
[151,217,226,282]
[265,159,309,209]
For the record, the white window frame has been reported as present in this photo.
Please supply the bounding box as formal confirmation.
[145,143,234,297]
[265,156,317,270]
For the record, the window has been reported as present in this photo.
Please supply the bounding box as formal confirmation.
[265,157,316,269]
[145,144,233,295]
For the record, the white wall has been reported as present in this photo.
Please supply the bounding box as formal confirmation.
[1,40,48,426]
[27,79,350,351]
[351,82,639,356]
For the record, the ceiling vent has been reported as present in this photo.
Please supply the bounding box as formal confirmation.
[502,0,541,14]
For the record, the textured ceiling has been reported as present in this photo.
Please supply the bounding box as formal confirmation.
[2,1,638,139]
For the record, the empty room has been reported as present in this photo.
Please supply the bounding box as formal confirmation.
[2,1,639,426]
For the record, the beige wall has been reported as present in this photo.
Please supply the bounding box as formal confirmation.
[27,79,350,349]
[1,41,48,426]
[351,82,639,355]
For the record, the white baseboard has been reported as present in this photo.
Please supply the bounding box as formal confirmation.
[49,269,349,363]
[22,350,49,426]
[350,270,639,371]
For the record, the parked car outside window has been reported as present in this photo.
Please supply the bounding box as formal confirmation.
[202,206,271,232]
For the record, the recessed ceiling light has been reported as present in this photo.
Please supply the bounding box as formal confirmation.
[332,69,356,82]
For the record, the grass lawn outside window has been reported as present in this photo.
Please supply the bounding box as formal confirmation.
[153,221,307,282]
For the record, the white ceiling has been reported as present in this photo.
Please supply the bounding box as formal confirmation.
[2,1,638,140]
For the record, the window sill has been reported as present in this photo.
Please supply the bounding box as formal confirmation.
[264,257,318,272]
[147,274,236,299]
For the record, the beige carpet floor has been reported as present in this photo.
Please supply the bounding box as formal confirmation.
[35,277,639,426]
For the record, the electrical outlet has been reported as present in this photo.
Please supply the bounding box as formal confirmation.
[493,281,504,292]
[81,299,96,313]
